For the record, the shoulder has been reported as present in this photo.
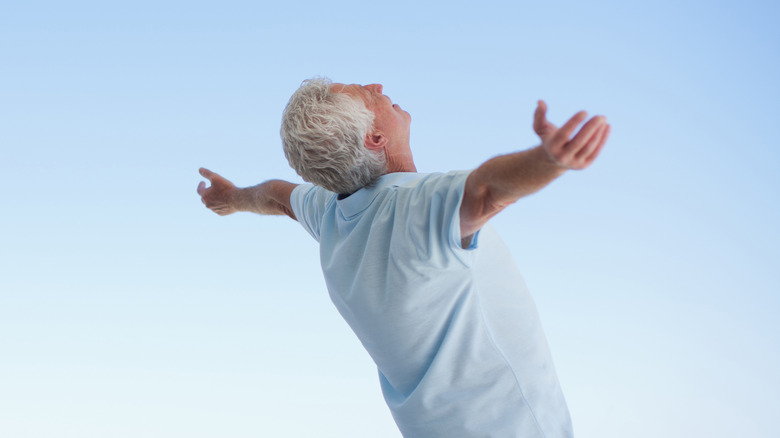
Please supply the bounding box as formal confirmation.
[395,170,473,197]
[290,183,338,240]
[291,183,337,207]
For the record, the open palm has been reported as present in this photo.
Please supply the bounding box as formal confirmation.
[533,100,611,170]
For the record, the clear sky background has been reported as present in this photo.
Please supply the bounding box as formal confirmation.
[1,0,778,437]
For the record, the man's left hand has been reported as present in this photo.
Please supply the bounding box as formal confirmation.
[533,100,611,170]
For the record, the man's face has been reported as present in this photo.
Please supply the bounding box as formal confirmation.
[332,83,411,145]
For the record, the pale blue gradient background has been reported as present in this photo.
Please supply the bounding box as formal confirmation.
[1,1,778,437]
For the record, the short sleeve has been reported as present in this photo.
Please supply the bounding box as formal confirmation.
[290,183,336,242]
[395,170,480,264]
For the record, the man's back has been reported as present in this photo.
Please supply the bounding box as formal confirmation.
[199,80,609,437]
[291,170,573,438]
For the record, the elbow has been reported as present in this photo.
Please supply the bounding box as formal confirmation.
[461,172,507,237]
[470,170,511,214]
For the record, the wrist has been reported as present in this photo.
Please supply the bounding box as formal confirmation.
[536,145,571,174]
[231,186,249,212]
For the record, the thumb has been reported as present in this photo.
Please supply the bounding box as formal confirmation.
[533,100,549,134]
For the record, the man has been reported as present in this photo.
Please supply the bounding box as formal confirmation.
[197,78,610,437]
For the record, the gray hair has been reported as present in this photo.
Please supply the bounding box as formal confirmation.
[281,77,387,194]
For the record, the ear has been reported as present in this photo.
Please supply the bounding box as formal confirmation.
[364,130,388,152]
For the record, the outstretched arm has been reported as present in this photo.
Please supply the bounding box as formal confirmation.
[460,100,610,239]
[197,168,298,220]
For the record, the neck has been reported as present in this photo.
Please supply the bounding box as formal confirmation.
[385,142,417,173]
[387,159,417,173]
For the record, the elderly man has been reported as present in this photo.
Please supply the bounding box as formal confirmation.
[197,78,610,437]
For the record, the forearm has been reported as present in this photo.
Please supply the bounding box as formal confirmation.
[460,104,609,238]
[471,145,566,209]
[233,180,297,218]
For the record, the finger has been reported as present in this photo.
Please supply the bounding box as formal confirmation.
[552,111,588,146]
[568,116,606,156]
[199,167,215,181]
[575,122,607,160]
[584,124,610,163]
[197,181,207,196]
[582,124,609,165]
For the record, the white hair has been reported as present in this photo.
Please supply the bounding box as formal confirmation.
[280,77,387,194]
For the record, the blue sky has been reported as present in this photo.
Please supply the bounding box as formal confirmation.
[1,1,778,437]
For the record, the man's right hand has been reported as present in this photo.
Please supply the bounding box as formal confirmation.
[197,167,239,216]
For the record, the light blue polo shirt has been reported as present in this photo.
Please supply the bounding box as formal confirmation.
[290,170,572,438]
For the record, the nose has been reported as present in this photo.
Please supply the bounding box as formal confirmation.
[365,83,383,94]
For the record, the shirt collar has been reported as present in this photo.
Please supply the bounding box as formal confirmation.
[336,172,420,219]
